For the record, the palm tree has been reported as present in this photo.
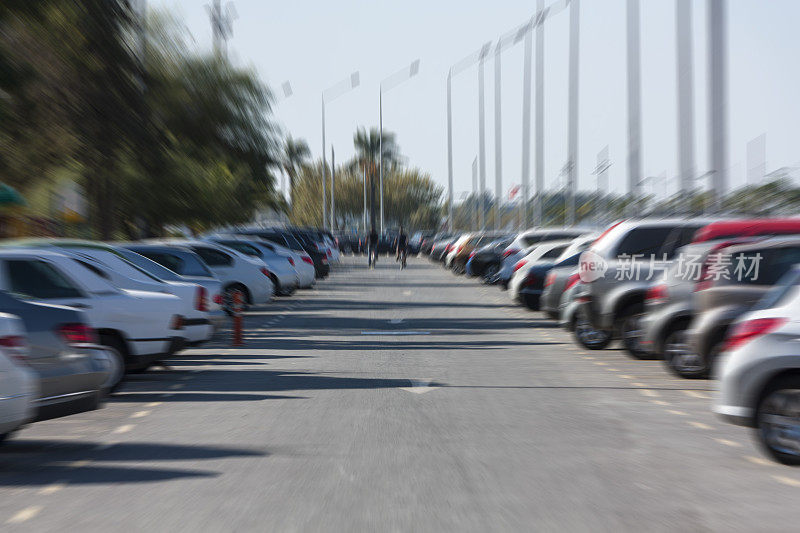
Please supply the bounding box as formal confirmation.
[282,135,311,207]
[352,127,401,230]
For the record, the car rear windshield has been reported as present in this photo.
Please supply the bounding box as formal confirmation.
[715,246,800,286]
[5,259,83,299]
[615,227,676,257]
[191,246,233,267]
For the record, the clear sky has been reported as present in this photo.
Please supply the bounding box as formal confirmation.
[151,0,800,201]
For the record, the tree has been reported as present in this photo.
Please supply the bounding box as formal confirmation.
[282,136,311,207]
[352,127,401,230]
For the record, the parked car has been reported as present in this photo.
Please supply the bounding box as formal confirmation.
[207,236,299,296]
[239,228,329,279]
[0,313,38,443]
[715,265,800,464]
[515,235,596,311]
[26,241,215,348]
[146,240,275,307]
[572,219,708,354]
[447,233,485,274]
[0,249,185,385]
[0,291,115,417]
[431,236,460,263]
[497,228,589,287]
[121,243,228,329]
[508,240,573,309]
[465,236,513,280]
[682,237,800,378]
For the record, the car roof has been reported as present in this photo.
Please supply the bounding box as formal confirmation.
[693,218,800,243]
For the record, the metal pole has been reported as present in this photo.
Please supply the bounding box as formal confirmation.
[566,0,579,226]
[446,70,454,230]
[379,89,384,233]
[330,146,335,230]
[626,0,642,213]
[521,27,532,230]
[494,44,502,231]
[472,157,478,230]
[478,57,487,231]
[534,0,545,227]
[363,167,367,231]
[321,97,327,229]
[708,0,728,212]
[676,0,695,212]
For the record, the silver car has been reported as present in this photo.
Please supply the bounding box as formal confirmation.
[715,266,800,464]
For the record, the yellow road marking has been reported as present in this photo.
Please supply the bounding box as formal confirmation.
[639,389,658,397]
[773,475,800,487]
[145,402,162,408]
[38,482,65,495]
[131,410,151,419]
[7,506,42,524]
[650,400,671,406]
[632,382,646,387]
[689,421,712,429]
[667,410,688,416]
[67,460,90,469]
[714,438,741,447]
[745,455,773,467]
[683,390,711,400]
[607,368,619,372]
[620,375,634,379]
[593,361,607,366]
[113,425,134,434]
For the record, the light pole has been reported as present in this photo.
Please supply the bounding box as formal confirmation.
[330,146,335,229]
[472,157,478,230]
[626,0,642,214]
[380,60,420,233]
[566,0,579,226]
[676,0,696,213]
[446,42,492,231]
[321,72,360,229]
[708,0,728,212]
[592,146,611,226]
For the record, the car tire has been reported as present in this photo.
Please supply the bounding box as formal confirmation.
[100,347,125,395]
[662,328,708,379]
[98,333,128,392]
[755,375,800,465]
[619,305,650,359]
[482,263,500,284]
[574,309,612,350]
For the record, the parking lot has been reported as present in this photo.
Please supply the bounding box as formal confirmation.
[1,255,799,531]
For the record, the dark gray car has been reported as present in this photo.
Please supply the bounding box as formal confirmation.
[0,291,113,420]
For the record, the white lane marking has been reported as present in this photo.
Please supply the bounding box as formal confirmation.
[67,460,90,469]
[714,438,742,448]
[38,482,66,495]
[7,506,42,524]
[650,400,671,406]
[113,425,134,434]
[639,389,659,397]
[361,331,431,335]
[145,402,162,408]
[689,421,712,430]
[131,410,151,419]
[593,361,607,366]
[399,380,439,394]
[388,318,404,324]
[773,475,800,487]
[745,455,773,467]
[632,382,646,388]
[683,390,712,400]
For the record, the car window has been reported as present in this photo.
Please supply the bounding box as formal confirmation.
[118,249,183,281]
[137,251,184,274]
[6,259,83,299]
[71,258,110,280]
[192,246,233,267]
[716,246,800,286]
[753,269,800,310]
[542,245,568,260]
[220,241,261,257]
[615,227,675,257]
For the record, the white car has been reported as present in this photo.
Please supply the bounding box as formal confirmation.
[263,239,315,289]
[445,234,473,269]
[498,228,590,287]
[715,265,800,464]
[0,249,185,378]
[39,243,215,347]
[508,240,574,304]
[0,313,38,442]
[152,240,274,306]
[206,236,300,296]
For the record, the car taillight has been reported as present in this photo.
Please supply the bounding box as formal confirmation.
[469,251,476,259]
[565,273,580,291]
[513,259,527,272]
[288,257,295,266]
[213,294,224,305]
[170,315,184,330]
[58,323,97,345]
[645,283,668,303]
[0,335,28,365]
[444,244,452,253]
[301,256,313,265]
[544,272,556,287]
[195,286,208,312]
[723,318,788,352]
[260,267,272,278]
[503,248,519,258]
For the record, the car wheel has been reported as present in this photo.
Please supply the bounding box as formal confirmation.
[99,347,125,394]
[574,309,612,350]
[99,334,128,392]
[663,329,708,378]
[620,307,650,359]
[756,376,800,465]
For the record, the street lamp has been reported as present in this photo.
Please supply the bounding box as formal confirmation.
[446,42,492,231]
[321,72,360,229]
[380,60,420,233]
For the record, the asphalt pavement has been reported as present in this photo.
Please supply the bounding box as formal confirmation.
[2,255,800,532]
